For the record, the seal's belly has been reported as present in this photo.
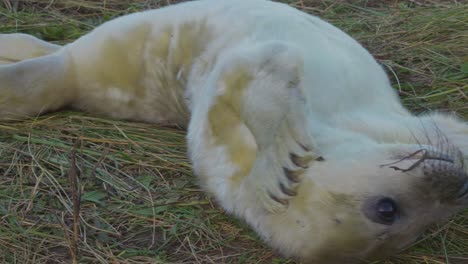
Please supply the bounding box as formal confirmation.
[66,8,244,126]
[64,0,403,126]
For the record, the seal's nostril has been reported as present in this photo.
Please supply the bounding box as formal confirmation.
[457,180,468,199]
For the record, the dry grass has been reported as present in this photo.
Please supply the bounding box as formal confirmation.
[0,0,467,263]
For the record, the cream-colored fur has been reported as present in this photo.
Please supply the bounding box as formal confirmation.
[1,0,467,263]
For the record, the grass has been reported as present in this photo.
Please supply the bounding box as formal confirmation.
[0,0,467,263]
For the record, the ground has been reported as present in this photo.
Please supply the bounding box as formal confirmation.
[0,0,467,263]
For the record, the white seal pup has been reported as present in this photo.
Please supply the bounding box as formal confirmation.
[0,0,467,263]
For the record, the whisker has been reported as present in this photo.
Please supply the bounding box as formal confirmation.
[380,148,454,173]
[380,149,427,169]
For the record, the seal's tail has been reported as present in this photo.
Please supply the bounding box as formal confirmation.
[0,39,76,120]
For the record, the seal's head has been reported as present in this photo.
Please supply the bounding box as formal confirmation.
[270,141,468,264]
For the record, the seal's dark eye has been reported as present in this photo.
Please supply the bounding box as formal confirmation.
[376,198,398,224]
[362,196,400,225]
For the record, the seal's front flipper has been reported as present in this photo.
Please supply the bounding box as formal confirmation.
[189,42,320,214]
[232,43,320,213]
[0,33,61,65]
[0,50,76,120]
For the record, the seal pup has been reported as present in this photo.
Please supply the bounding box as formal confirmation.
[0,0,467,263]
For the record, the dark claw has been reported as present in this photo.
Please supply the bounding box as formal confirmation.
[280,182,297,196]
[299,143,311,152]
[283,167,303,183]
[268,191,289,205]
[315,156,325,161]
[290,153,313,168]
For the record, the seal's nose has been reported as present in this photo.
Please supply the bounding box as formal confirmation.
[421,156,468,204]
[457,180,468,202]
[383,147,467,204]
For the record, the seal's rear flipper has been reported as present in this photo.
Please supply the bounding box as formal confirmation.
[0,50,76,120]
[0,33,61,65]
